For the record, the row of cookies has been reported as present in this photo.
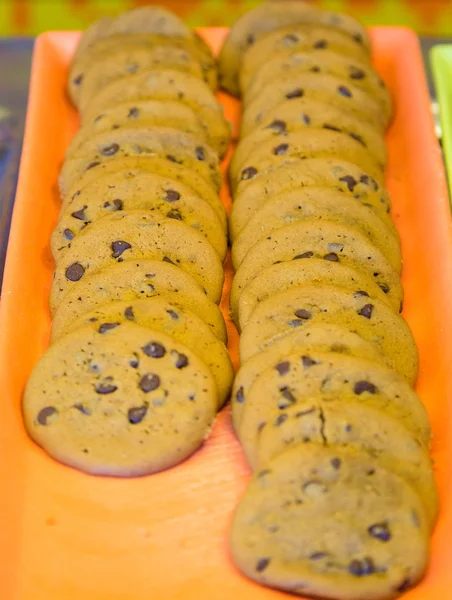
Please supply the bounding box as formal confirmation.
[221,2,437,598]
[23,7,233,476]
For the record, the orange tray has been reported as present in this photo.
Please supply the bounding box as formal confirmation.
[1,26,452,600]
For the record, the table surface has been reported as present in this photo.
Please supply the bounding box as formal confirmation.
[0,34,446,288]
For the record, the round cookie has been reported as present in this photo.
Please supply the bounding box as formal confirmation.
[53,297,233,409]
[231,322,387,430]
[50,211,225,312]
[51,260,227,342]
[53,170,227,261]
[231,188,401,274]
[242,50,390,119]
[238,284,418,383]
[230,129,384,193]
[81,69,231,157]
[230,220,403,315]
[238,350,430,461]
[234,259,394,329]
[79,43,217,113]
[233,98,387,169]
[24,322,217,476]
[62,156,226,229]
[66,100,209,160]
[230,444,429,600]
[241,72,387,139]
[218,1,371,96]
[229,158,393,242]
[254,396,438,527]
[59,127,222,197]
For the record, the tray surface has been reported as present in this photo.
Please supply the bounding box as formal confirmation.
[0,27,452,600]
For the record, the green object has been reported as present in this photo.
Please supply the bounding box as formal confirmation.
[431,45,452,201]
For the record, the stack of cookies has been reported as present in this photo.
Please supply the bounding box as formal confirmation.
[23,6,233,477]
[221,2,438,597]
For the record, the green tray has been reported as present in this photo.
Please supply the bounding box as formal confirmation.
[431,44,452,200]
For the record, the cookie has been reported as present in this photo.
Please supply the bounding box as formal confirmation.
[230,444,429,600]
[62,156,226,229]
[254,397,438,527]
[231,322,387,430]
[53,170,227,261]
[229,158,393,242]
[24,322,217,476]
[234,258,394,329]
[242,50,391,119]
[231,187,401,273]
[81,69,231,157]
[241,72,387,139]
[230,129,384,193]
[238,349,430,461]
[233,97,387,169]
[51,260,227,342]
[59,127,222,197]
[53,297,233,409]
[230,220,403,315]
[218,1,370,96]
[66,100,209,160]
[50,211,225,312]
[238,284,418,383]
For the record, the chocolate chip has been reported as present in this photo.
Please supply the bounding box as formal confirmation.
[241,166,258,180]
[396,578,411,593]
[354,290,369,299]
[166,209,182,220]
[73,74,83,86]
[101,143,119,156]
[360,174,379,190]
[266,119,286,133]
[338,86,352,97]
[71,206,87,220]
[257,421,266,432]
[128,405,148,424]
[275,414,288,426]
[353,32,364,44]
[73,403,90,415]
[142,342,166,358]
[323,124,341,132]
[349,132,365,146]
[63,228,75,240]
[310,552,328,560]
[65,262,85,281]
[368,522,391,542]
[162,256,175,265]
[129,354,139,368]
[172,351,189,369]
[86,161,100,170]
[293,251,313,259]
[246,33,255,45]
[279,386,296,407]
[288,319,304,328]
[139,373,160,392]
[275,361,290,375]
[350,66,365,80]
[124,306,135,320]
[95,377,117,394]
[331,458,341,469]
[165,189,180,202]
[98,322,120,334]
[128,107,139,118]
[195,146,205,161]
[112,199,123,210]
[283,33,299,45]
[256,558,270,572]
[339,175,357,191]
[111,240,131,258]
[294,308,311,320]
[273,143,289,155]
[302,356,317,368]
[302,113,311,125]
[166,154,182,164]
[314,39,327,49]
[166,309,179,320]
[348,557,375,577]
[354,380,378,395]
[286,88,303,99]
[323,252,339,262]
[37,406,57,425]
[358,304,374,319]
[236,386,245,404]
[378,283,390,294]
